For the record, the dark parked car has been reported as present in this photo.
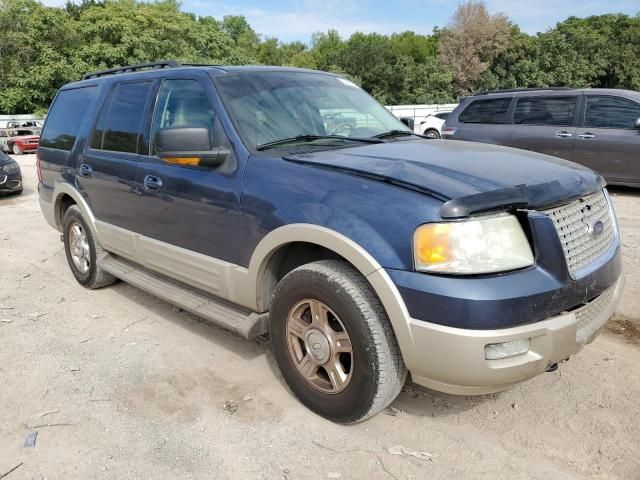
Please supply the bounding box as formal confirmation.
[443,88,640,186]
[38,62,623,423]
[0,151,22,195]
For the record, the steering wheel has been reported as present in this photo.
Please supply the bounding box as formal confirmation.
[328,122,355,137]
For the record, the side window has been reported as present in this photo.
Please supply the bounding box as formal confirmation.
[514,96,577,126]
[40,86,98,150]
[584,96,640,129]
[151,79,216,156]
[458,98,512,124]
[90,81,152,154]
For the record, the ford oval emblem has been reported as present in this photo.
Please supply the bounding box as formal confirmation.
[588,220,604,237]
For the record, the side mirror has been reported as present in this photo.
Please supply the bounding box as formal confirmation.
[399,117,415,131]
[634,118,640,129]
[156,127,228,168]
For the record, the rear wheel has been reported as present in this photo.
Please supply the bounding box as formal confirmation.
[11,143,22,155]
[270,260,407,424]
[423,129,440,139]
[62,205,116,289]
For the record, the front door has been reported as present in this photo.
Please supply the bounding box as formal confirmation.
[502,95,579,161]
[573,95,640,184]
[78,80,154,233]
[133,76,243,271]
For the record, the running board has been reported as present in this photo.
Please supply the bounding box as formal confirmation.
[99,255,268,339]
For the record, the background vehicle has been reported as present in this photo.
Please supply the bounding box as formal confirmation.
[1,121,41,154]
[38,63,622,424]
[7,132,40,154]
[417,111,451,138]
[0,151,22,194]
[443,88,640,186]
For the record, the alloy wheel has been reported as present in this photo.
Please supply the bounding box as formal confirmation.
[286,298,354,394]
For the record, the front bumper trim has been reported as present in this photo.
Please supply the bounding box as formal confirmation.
[407,274,625,395]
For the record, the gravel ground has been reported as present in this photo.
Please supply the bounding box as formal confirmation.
[1,154,639,480]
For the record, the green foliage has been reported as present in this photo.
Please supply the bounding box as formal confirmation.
[0,0,638,114]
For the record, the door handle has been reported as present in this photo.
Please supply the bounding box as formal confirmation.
[577,133,595,140]
[555,131,573,138]
[78,163,93,177]
[143,174,163,191]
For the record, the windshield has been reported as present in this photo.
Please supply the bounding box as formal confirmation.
[214,71,409,151]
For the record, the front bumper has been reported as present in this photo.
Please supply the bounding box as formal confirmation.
[406,274,624,394]
[0,172,22,192]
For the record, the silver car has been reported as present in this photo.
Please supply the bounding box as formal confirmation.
[443,88,640,186]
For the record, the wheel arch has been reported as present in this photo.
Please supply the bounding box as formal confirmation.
[246,224,416,361]
[51,183,96,232]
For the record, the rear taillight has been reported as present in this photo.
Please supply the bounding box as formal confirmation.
[36,151,43,183]
[442,127,457,137]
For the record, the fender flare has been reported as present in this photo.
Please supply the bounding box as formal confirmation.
[245,224,417,363]
[50,182,96,232]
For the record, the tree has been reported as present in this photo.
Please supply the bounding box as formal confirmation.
[477,26,547,91]
[438,1,512,96]
[534,14,640,90]
[390,31,437,63]
[0,0,636,114]
[0,0,78,113]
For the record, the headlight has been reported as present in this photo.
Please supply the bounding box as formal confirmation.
[0,163,19,174]
[413,214,534,274]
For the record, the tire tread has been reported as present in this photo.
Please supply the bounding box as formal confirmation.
[272,259,407,423]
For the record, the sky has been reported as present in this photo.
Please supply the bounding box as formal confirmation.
[43,0,640,42]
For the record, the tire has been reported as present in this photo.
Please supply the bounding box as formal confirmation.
[62,205,116,289]
[11,143,22,155]
[270,260,407,424]
[423,129,440,139]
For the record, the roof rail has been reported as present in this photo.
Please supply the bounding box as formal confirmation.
[81,60,182,80]
[474,87,576,95]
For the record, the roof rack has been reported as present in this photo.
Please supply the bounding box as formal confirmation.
[474,87,576,95]
[81,60,182,80]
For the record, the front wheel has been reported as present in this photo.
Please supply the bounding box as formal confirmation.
[11,143,22,155]
[270,260,407,424]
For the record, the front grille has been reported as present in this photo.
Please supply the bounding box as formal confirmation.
[574,285,615,343]
[542,190,615,276]
[575,286,615,330]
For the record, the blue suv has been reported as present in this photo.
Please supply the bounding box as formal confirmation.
[37,62,624,423]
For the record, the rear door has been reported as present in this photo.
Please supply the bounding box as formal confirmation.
[453,96,512,144]
[502,95,579,160]
[573,94,640,184]
[78,80,154,232]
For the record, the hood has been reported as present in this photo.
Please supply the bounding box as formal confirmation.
[0,153,16,167]
[285,139,604,218]
[9,135,39,141]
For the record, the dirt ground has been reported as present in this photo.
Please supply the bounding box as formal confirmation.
[1,154,639,480]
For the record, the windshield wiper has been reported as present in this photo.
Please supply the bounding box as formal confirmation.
[256,134,385,151]
[373,130,429,140]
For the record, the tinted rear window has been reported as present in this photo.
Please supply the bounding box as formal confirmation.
[459,98,512,124]
[584,96,640,129]
[514,96,577,126]
[40,86,98,150]
[91,81,152,154]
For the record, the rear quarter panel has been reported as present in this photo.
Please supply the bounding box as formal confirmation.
[37,83,105,203]
[446,98,508,145]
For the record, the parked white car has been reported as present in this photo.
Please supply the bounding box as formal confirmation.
[417,112,451,139]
